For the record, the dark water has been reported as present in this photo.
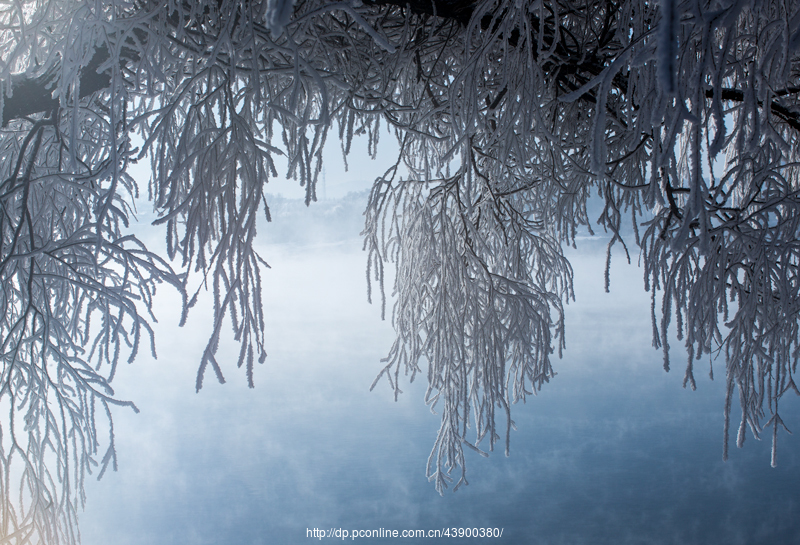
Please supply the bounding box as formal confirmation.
[80,215,800,545]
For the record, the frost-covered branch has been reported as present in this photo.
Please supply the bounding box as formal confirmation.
[2,0,800,537]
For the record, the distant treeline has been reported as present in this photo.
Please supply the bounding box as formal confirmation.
[261,191,371,245]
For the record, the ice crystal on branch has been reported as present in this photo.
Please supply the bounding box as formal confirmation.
[1,0,800,538]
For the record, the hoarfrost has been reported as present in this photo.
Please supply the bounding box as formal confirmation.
[1,0,800,539]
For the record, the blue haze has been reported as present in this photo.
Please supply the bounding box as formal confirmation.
[80,188,800,545]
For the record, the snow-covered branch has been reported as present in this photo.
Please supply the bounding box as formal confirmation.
[2,0,800,539]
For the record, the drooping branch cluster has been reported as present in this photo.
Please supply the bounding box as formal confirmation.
[355,0,800,487]
[1,0,800,538]
[0,32,179,545]
[0,3,181,542]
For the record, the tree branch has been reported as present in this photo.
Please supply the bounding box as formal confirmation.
[706,87,800,133]
[2,46,114,127]
[364,0,478,26]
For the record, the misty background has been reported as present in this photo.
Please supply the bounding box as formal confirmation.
[78,145,800,545]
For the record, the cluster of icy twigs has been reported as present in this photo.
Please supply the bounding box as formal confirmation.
[1,1,799,542]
